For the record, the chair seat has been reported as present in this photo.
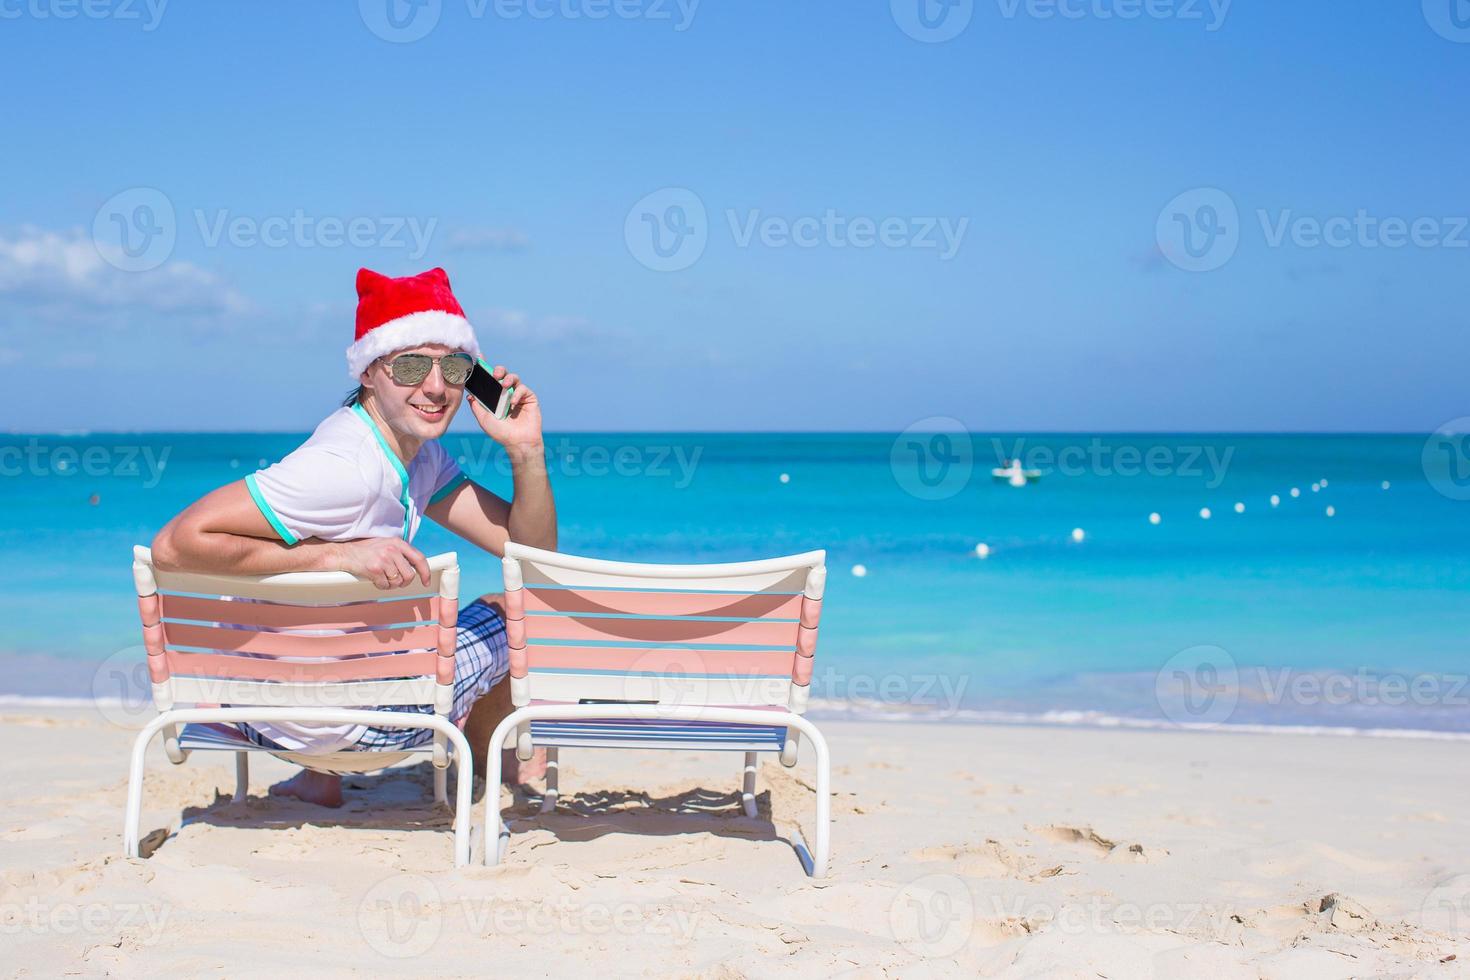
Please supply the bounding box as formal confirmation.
[176,722,431,774]
[528,717,788,751]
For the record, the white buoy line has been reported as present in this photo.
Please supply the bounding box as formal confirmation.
[964,471,1367,561]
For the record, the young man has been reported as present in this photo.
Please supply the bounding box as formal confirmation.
[150,267,555,807]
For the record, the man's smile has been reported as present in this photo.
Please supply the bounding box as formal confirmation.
[409,401,447,422]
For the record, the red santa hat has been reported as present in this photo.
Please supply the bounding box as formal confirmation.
[346,267,481,379]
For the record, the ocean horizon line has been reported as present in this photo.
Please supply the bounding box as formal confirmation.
[2,428,1437,438]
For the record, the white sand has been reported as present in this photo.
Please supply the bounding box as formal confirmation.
[3,706,1469,977]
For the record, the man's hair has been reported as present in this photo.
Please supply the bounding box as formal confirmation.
[342,385,364,407]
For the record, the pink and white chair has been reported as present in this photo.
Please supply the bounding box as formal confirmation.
[124,545,475,866]
[486,543,831,876]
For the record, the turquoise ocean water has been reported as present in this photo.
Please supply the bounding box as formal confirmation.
[2,431,1467,736]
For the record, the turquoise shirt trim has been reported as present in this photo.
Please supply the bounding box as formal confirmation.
[428,472,469,507]
[244,472,299,546]
[351,403,413,540]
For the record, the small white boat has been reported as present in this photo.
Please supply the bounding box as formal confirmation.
[991,460,1042,486]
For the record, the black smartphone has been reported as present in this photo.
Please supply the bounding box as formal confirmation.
[465,357,514,419]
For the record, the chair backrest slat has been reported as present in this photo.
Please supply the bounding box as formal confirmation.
[167,650,440,683]
[160,594,436,630]
[167,676,436,707]
[517,561,810,595]
[163,622,438,659]
[522,588,803,620]
[148,565,441,604]
[522,614,798,648]
[525,645,799,675]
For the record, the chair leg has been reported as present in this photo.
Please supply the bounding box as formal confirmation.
[485,731,505,866]
[450,742,473,868]
[780,730,800,767]
[741,751,758,818]
[123,723,158,858]
[434,763,448,806]
[808,726,831,878]
[233,752,249,803]
[539,747,559,814]
[483,709,531,866]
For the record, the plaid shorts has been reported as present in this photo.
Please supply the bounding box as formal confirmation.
[239,597,508,753]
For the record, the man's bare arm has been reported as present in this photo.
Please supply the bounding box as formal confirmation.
[151,481,431,590]
[424,442,557,557]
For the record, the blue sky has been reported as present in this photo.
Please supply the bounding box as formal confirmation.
[1,1,1465,432]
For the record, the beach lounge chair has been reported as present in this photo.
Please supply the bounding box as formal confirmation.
[123,546,475,866]
[485,544,832,876]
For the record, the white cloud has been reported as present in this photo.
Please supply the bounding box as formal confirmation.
[0,226,251,323]
[475,307,607,345]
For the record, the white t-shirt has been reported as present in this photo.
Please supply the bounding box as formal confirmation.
[239,403,470,752]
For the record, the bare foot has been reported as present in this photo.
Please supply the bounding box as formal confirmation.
[501,747,547,785]
[268,769,344,808]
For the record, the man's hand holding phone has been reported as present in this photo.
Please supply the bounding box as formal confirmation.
[466,359,544,454]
